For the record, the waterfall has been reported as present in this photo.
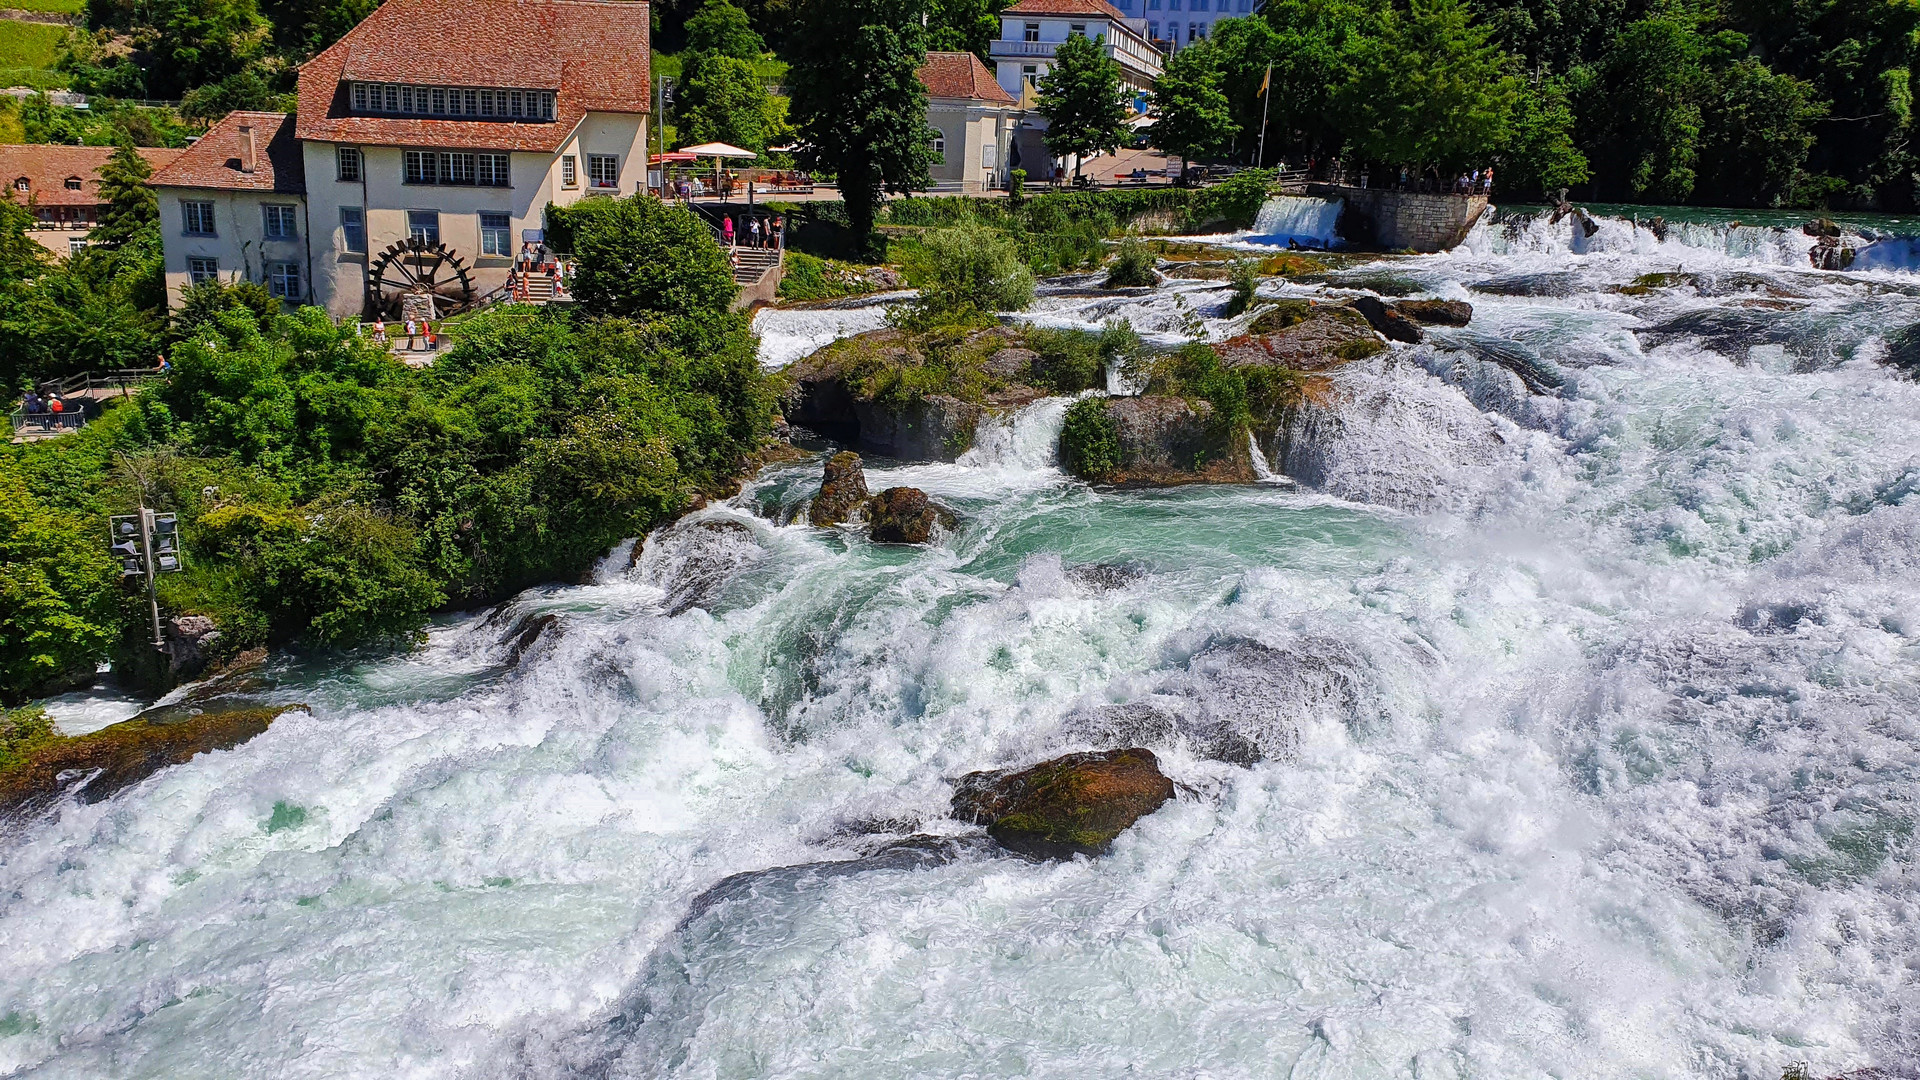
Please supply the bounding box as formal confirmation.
[1246,431,1294,487]
[958,396,1073,472]
[1245,195,1344,248]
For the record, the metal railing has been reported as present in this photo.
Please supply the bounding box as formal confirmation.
[9,408,86,436]
[36,369,158,399]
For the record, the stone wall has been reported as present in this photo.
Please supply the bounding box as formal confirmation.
[1307,184,1488,253]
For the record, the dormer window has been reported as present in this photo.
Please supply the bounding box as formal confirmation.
[64,176,83,190]
[349,81,556,121]
[11,177,25,192]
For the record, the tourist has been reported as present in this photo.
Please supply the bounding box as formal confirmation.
[23,390,41,415]
[773,215,784,249]
[1482,165,1494,195]
[723,215,735,246]
[749,216,762,248]
[47,395,64,426]
[404,318,417,350]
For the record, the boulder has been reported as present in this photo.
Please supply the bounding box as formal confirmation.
[162,615,223,678]
[808,451,869,526]
[1803,217,1841,238]
[1347,296,1423,343]
[2,704,305,813]
[1392,299,1472,326]
[866,487,957,544]
[950,748,1176,859]
[1107,396,1223,474]
[1809,234,1856,271]
[1230,307,1385,371]
[984,347,1041,383]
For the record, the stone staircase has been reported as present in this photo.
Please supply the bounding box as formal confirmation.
[731,246,781,285]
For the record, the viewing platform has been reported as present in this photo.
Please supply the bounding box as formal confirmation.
[1305,183,1491,253]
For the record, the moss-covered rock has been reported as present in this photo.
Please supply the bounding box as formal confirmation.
[951,747,1176,859]
[809,451,870,525]
[1347,296,1424,343]
[1,703,305,813]
[1393,299,1473,326]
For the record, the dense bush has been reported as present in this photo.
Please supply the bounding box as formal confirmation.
[902,224,1035,316]
[1059,397,1121,481]
[1104,238,1160,288]
[564,196,740,318]
[1025,322,1142,393]
[1224,258,1259,316]
[777,251,884,301]
[0,459,122,701]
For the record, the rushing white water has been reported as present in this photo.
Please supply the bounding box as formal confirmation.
[1247,194,1345,248]
[752,291,913,369]
[7,210,1920,1080]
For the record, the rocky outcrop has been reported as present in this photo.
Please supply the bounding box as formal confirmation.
[1347,296,1423,343]
[1223,305,1385,371]
[1393,299,1472,326]
[852,394,986,461]
[951,748,1175,858]
[2,704,305,813]
[866,487,956,544]
[1810,234,1856,271]
[808,451,869,525]
[163,615,223,678]
[1106,397,1237,478]
[644,518,764,615]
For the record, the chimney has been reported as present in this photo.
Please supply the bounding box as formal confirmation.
[238,124,257,174]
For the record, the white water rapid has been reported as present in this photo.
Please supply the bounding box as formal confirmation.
[6,208,1920,1079]
[1246,193,1345,248]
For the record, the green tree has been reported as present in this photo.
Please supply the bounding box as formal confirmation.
[685,0,764,59]
[179,69,278,122]
[928,0,1002,65]
[1335,0,1519,171]
[1575,17,1708,202]
[1496,74,1589,197]
[1150,38,1239,177]
[91,142,159,247]
[567,196,740,318]
[1037,32,1132,181]
[1243,0,1375,164]
[676,51,774,152]
[1698,58,1827,207]
[787,0,937,246]
[906,224,1034,314]
[0,459,120,703]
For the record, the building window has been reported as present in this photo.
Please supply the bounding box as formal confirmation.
[1188,21,1199,40]
[68,237,87,255]
[64,175,82,190]
[1069,22,1086,36]
[1022,65,1038,85]
[1169,0,1180,10]
[353,82,366,109]
[11,176,24,192]
[933,136,947,160]
[478,153,509,186]
[1023,21,1039,41]
[1149,19,1160,36]
[181,200,215,236]
[405,149,437,184]
[187,256,218,283]
[445,152,476,184]
[587,154,618,189]
[340,206,366,253]
[1149,0,1160,8]
[480,211,511,256]
[267,261,302,300]
[338,145,362,182]
[384,84,398,111]
[408,210,440,244]
[561,155,577,187]
[263,204,298,239]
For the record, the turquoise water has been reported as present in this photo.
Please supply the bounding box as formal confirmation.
[8,214,1920,1078]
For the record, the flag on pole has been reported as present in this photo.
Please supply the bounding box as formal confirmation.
[1259,64,1271,97]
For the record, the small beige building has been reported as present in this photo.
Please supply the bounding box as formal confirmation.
[918,52,1022,194]
[152,0,652,320]
[1,144,182,257]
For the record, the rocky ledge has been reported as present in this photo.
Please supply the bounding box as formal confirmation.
[951,747,1175,859]
[2,703,306,814]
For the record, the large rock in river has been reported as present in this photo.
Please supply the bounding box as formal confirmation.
[809,451,869,526]
[866,486,957,544]
[951,748,1175,858]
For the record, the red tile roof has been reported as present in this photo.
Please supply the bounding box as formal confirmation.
[919,52,1017,106]
[149,112,306,193]
[295,0,650,154]
[0,144,182,207]
[1000,0,1130,19]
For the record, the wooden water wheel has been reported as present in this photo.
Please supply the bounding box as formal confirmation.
[368,237,474,319]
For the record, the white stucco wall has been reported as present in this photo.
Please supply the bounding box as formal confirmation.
[157,185,312,310]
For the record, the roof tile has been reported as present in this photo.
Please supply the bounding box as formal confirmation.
[295,0,650,154]
[149,112,306,193]
[999,0,1131,19]
[919,52,1018,106]
[0,144,181,207]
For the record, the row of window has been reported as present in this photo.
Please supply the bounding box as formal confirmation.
[187,256,302,300]
[334,146,620,189]
[350,82,557,121]
[181,202,514,257]
[1149,19,1217,40]
[12,175,83,193]
[1145,0,1253,11]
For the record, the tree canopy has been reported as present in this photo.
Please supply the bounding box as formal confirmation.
[1149,38,1238,172]
[786,0,937,244]
[564,197,740,318]
[1037,33,1132,179]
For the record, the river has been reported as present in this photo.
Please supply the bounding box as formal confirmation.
[5,205,1919,1079]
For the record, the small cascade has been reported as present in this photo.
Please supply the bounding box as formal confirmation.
[958,396,1073,472]
[1245,195,1344,248]
[1247,431,1295,487]
[751,292,912,369]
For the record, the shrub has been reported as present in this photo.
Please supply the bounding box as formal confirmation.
[1224,258,1259,316]
[906,224,1035,315]
[1187,169,1274,231]
[0,459,121,703]
[1104,237,1159,288]
[776,251,883,301]
[562,196,739,317]
[1026,322,1142,393]
[1008,168,1026,202]
[0,704,55,772]
[1060,397,1121,480]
